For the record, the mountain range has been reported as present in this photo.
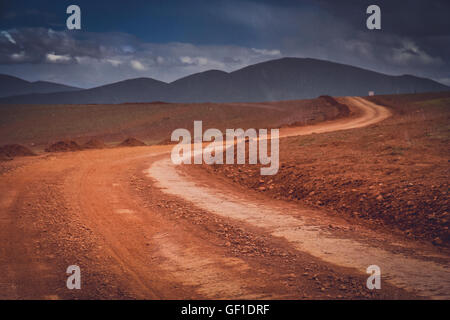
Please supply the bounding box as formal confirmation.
[0,57,448,104]
[0,74,80,98]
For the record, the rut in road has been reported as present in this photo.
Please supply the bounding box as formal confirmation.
[147,97,450,299]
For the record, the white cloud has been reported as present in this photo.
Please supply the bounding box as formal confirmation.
[74,56,91,64]
[251,48,281,56]
[106,59,122,67]
[197,57,208,66]
[180,56,218,67]
[180,56,208,65]
[390,41,442,66]
[11,51,26,61]
[46,52,71,63]
[130,59,147,71]
[1,31,16,44]
[180,56,193,64]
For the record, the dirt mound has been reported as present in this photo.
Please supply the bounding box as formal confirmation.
[45,140,82,153]
[118,137,146,147]
[319,95,350,118]
[0,144,35,160]
[82,139,106,149]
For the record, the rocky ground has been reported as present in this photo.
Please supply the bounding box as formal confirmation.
[0,94,448,299]
[202,93,450,246]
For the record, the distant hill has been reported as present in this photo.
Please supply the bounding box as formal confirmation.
[0,58,448,104]
[0,74,80,98]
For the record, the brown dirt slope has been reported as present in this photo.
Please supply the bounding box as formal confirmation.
[0,144,35,160]
[0,98,351,150]
[202,93,450,246]
[118,137,146,147]
[45,141,82,153]
[82,139,105,149]
[318,95,350,118]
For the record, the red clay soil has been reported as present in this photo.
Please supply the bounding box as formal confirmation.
[157,138,177,145]
[82,139,106,149]
[318,95,350,118]
[0,96,446,300]
[118,137,146,147]
[0,98,350,150]
[45,140,82,153]
[202,93,450,246]
[0,144,35,160]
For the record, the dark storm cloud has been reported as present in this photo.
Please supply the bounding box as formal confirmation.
[316,0,450,37]
[0,0,448,87]
[313,0,450,82]
[0,27,283,87]
[214,0,449,84]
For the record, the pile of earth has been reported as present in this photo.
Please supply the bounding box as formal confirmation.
[82,139,106,149]
[45,140,82,152]
[118,137,146,147]
[319,95,350,118]
[0,144,35,160]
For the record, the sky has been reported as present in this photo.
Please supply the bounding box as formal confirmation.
[0,0,449,88]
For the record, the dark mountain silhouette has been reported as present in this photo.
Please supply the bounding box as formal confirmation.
[0,74,80,98]
[0,58,448,104]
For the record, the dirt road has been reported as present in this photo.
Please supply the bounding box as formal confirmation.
[0,97,448,299]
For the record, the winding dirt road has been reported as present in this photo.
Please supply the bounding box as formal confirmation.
[0,97,448,299]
